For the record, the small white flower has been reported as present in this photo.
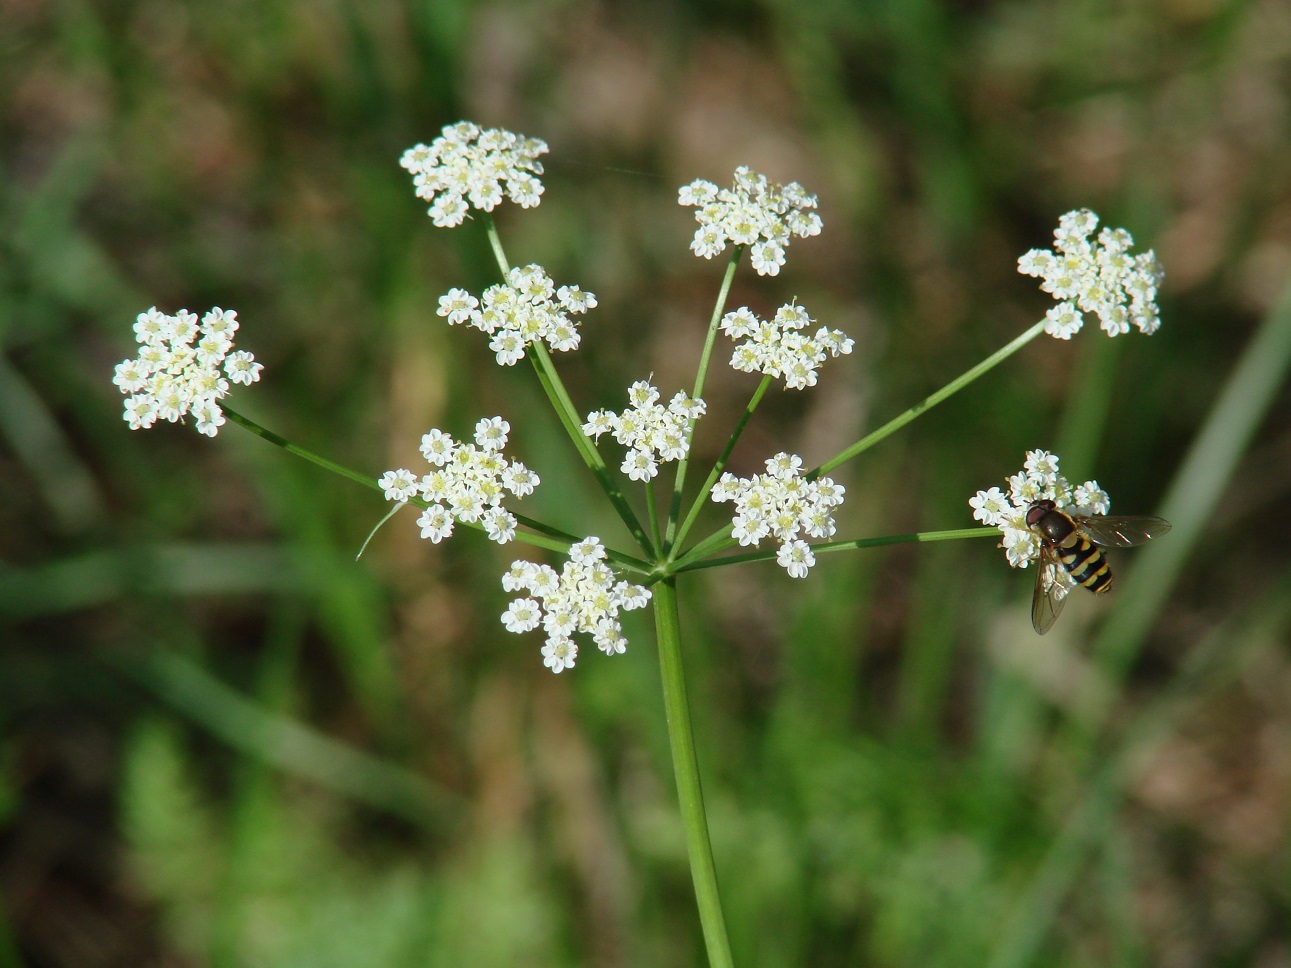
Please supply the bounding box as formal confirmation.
[482,507,517,544]
[1044,303,1084,340]
[593,620,628,655]
[502,561,538,592]
[582,410,616,440]
[766,452,803,478]
[749,240,786,276]
[113,360,148,393]
[489,330,527,366]
[474,416,510,451]
[123,394,158,430]
[192,401,226,437]
[622,448,658,482]
[1024,449,1061,482]
[1073,481,1111,515]
[777,540,816,579]
[379,468,420,502]
[542,638,578,674]
[502,462,539,497]
[417,505,455,543]
[438,288,480,324]
[732,511,770,546]
[502,598,542,633]
[711,473,741,503]
[969,486,1009,526]
[570,537,607,562]
[557,285,597,313]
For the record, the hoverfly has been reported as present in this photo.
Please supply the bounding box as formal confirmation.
[1026,499,1171,635]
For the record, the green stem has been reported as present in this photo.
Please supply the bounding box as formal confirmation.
[672,526,996,575]
[646,479,661,548]
[482,212,512,274]
[665,250,742,549]
[525,342,655,556]
[813,319,1047,477]
[670,375,772,559]
[220,406,651,573]
[479,212,654,556]
[651,578,734,968]
[223,406,377,490]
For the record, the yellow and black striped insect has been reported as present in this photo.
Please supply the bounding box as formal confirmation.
[1025,499,1171,635]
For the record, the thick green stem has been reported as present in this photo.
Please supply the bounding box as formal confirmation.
[651,578,734,968]
[646,479,661,548]
[814,318,1047,477]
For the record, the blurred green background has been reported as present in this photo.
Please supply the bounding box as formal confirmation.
[3,0,1290,965]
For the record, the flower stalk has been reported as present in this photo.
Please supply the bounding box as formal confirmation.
[651,577,735,968]
[813,318,1047,477]
[665,251,742,550]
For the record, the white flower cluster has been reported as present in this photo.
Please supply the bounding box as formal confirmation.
[399,121,548,227]
[500,537,652,673]
[112,307,263,437]
[721,303,853,389]
[711,453,845,578]
[379,417,539,545]
[1018,209,1165,340]
[969,449,1110,570]
[582,381,706,482]
[437,265,596,366]
[678,166,823,276]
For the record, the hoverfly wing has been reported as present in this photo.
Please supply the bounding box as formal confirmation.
[1031,543,1069,636]
[1076,514,1171,549]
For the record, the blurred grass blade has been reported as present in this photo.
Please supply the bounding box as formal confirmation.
[988,563,1291,968]
[1091,277,1291,707]
[0,544,298,619]
[113,650,458,826]
[0,352,104,531]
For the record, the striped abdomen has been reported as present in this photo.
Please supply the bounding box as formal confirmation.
[1026,500,1115,594]
[1054,530,1114,593]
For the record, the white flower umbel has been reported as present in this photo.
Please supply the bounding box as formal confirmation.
[380,416,540,545]
[582,381,706,482]
[437,265,596,366]
[399,121,548,227]
[721,303,853,389]
[113,306,263,437]
[1017,209,1165,340]
[711,453,845,578]
[501,537,652,673]
[969,449,1111,587]
[678,166,823,276]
